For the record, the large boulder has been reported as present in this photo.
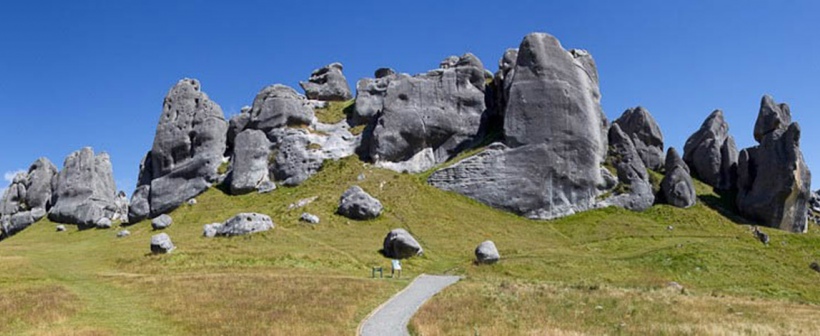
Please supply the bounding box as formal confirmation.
[737,96,811,233]
[613,107,664,171]
[382,228,423,259]
[683,110,738,191]
[660,147,697,208]
[215,213,274,237]
[362,53,487,172]
[151,214,173,230]
[133,79,228,219]
[598,124,654,212]
[299,62,353,101]
[429,33,609,220]
[475,240,500,264]
[245,84,315,135]
[24,158,58,210]
[48,147,119,226]
[270,130,324,186]
[0,173,26,216]
[0,158,58,235]
[337,186,382,220]
[229,129,272,194]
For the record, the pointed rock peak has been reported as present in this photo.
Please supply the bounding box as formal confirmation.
[754,95,792,142]
[701,109,728,132]
[455,53,484,69]
[664,147,687,173]
[498,48,518,70]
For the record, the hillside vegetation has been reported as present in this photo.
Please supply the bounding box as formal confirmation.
[1,150,819,335]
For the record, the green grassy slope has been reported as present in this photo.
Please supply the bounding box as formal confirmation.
[1,152,819,335]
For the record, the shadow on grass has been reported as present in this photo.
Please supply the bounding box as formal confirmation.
[698,192,752,225]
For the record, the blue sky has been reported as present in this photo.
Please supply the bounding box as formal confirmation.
[1,1,818,193]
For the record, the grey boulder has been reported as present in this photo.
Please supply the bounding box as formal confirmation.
[430,33,609,220]
[337,186,382,220]
[598,124,654,212]
[128,185,151,223]
[117,229,130,238]
[0,172,26,216]
[150,233,175,254]
[683,110,738,191]
[299,62,353,101]
[24,157,58,210]
[257,181,276,194]
[215,213,274,237]
[382,228,423,259]
[475,240,500,264]
[300,212,320,224]
[56,225,66,232]
[246,84,314,135]
[229,129,272,194]
[270,130,324,186]
[48,147,119,227]
[364,53,486,171]
[95,217,112,229]
[737,96,811,233]
[151,214,173,230]
[134,79,228,219]
[660,147,697,208]
[613,106,665,171]
[203,223,222,238]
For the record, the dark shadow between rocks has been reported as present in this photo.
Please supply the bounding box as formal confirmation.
[698,192,752,225]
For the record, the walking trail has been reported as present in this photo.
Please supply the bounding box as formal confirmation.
[359,274,461,336]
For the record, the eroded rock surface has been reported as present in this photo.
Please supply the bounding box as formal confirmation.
[337,186,382,220]
[598,124,654,212]
[48,147,118,226]
[299,62,353,101]
[475,240,500,264]
[614,106,664,171]
[660,147,696,208]
[382,228,423,259]
[683,110,738,191]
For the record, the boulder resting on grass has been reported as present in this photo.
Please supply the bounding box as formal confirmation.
[150,233,175,254]
[475,240,500,264]
[382,228,423,259]
[338,186,382,220]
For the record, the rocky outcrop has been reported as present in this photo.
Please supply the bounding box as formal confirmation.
[299,62,353,101]
[229,129,271,194]
[246,85,315,135]
[131,79,228,221]
[150,233,175,254]
[613,107,664,171]
[48,147,119,227]
[361,53,487,172]
[683,110,738,191]
[0,173,27,216]
[475,240,500,264]
[382,228,423,259]
[429,33,609,220]
[485,48,518,134]
[598,124,654,211]
[270,130,324,186]
[660,147,697,208]
[337,186,382,220]
[736,96,811,233]
[1,158,58,218]
[113,191,129,222]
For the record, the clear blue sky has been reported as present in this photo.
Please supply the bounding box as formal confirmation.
[1,1,818,193]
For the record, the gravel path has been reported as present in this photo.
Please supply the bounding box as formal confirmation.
[359,274,461,336]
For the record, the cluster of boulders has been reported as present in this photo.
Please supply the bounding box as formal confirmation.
[0,31,813,245]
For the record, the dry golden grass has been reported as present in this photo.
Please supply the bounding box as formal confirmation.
[0,285,80,334]
[411,280,820,336]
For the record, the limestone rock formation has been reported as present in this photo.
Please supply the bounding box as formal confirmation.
[362,53,487,172]
[736,96,811,233]
[299,62,353,101]
[270,130,324,186]
[95,217,112,229]
[337,186,382,220]
[0,172,27,216]
[131,79,228,221]
[683,110,738,191]
[598,124,654,212]
[48,147,119,227]
[660,147,697,208]
[613,106,664,171]
[150,233,175,254]
[113,191,129,222]
[229,129,272,194]
[151,214,173,230]
[246,84,315,135]
[429,32,609,220]
[374,68,395,78]
[214,213,274,237]
[0,157,57,220]
[382,228,423,259]
[475,240,500,264]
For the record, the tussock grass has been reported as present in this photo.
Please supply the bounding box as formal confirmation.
[314,100,354,125]
[0,152,818,334]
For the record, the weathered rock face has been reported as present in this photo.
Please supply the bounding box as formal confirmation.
[150,233,175,254]
[229,129,271,194]
[382,228,423,259]
[660,147,697,208]
[362,53,487,172]
[299,62,353,101]
[475,240,500,264]
[270,130,324,186]
[128,185,151,223]
[353,75,394,125]
[25,158,58,210]
[246,85,315,135]
[737,96,811,233]
[337,186,382,220]
[598,124,654,212]
[485,48,518,133]
[429,33,609,220]
[132,79,228,220]
[215,213,274,237]
[613,107,664,171]
[48,147,118,226]
[683,110,738,191]
[0,173,26,216]
[300,212,320,224]
[113,191,129,222]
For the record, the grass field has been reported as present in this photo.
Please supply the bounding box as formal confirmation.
[1,150,819,335]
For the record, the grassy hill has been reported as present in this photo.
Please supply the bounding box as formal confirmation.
[1,145,819,335]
